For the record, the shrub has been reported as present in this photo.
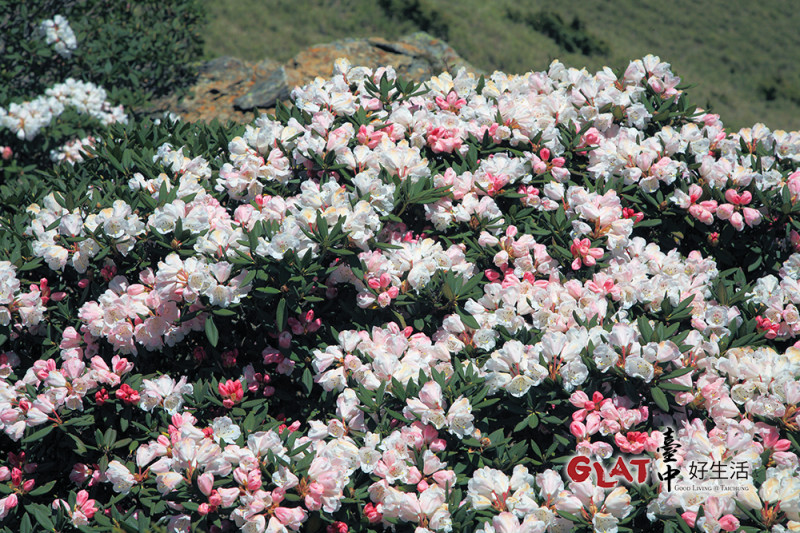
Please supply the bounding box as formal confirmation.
[0,0,204,209]
[1,56,800,532]
[508,9,609,56]
[0,0,204,108]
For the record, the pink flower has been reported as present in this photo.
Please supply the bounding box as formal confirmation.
[364,502,382,523]
[218,379,244,409]
[570,421,587,439]
[688,201,717,224]
[75,490,97,519]
[197,473,214,496]
[579,127,603,148]
[434,90,466,112]
[570,238,604,269]
[724,189,752,205]
[115,384,139,405]
[193,346,207,362]
[95,388,109,405]
[275,506,307,529]
[430,438,447,452]
[262,347,284,365]
[0,494,18,520]
[221,349,238,367]
[614,431,648,454]
[278,331,292,348]
[718,515,740,532]
[287,310,322,335]
[756,423,792,452]
[357,125,383,149]
[70,464,92,484]
[621,207,644,223]
[743,207,762,227]
[755,315,780,339]
[427,126,462,154]
[326,521,348,533]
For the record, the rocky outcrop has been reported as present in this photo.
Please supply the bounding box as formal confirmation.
[145,32,481,124]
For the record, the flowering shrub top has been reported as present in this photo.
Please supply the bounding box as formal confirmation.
[1,54,800,532]
[0,0,203,200]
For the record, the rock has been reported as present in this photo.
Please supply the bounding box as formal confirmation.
[233,66,290,111]
[283,31,482,89]
[143,55,281,123]
[148,32,480,124]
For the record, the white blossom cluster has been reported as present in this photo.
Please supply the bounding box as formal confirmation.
[38,15,77,58]
[0,79,126,141]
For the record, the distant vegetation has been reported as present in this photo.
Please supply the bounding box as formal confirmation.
[202,0,800,131]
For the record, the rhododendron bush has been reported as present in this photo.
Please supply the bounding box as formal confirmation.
[0,0,203,200]
[2,54,800,533]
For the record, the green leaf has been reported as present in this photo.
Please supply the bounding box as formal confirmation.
[205,316,219,347]
[651,386,670,412]
[658,382,692,392]
[659,367,694,380]
[19,512,32,533]
[276,298,287,331]
[25,504,54,530]
[457,308,481,330]
[22,424,54,443]
[301,367,314,394]
[27,479,56,496]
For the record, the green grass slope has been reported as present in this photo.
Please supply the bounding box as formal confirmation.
[203,0,800,131]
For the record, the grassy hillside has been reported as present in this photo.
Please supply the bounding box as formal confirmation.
[203,0,800,131]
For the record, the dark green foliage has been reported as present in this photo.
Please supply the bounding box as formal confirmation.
[508,9,609,56]
[0,0,205,198]
[378,0,450,40]
[0,0,205,109]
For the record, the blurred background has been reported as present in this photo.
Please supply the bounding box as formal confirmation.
[202,0,800,131]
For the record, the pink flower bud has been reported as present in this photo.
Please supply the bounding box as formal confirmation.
[718,515,739,532]
[2,494,17,512]
[429,438,447,452]
[278,331,292,349]
[198,473,214,496]
[262,347,283,364]
[406,467,422,485]
[364,503,382,523]
[570,421,587,438]
[326,521,349,533]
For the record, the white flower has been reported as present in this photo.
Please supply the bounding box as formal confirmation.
[105,460,136,494]
[447,396,474,438]
[473,328,497,351]
[211,416,242,444]
[39,15,77,57]
[624,357,654,382]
